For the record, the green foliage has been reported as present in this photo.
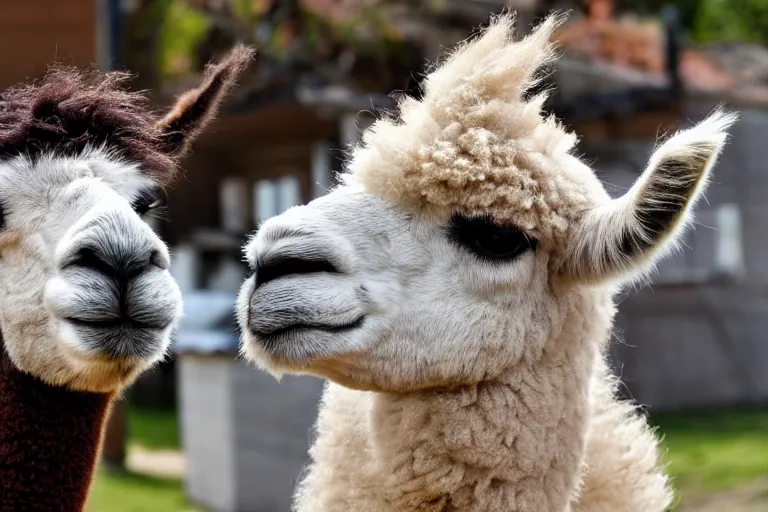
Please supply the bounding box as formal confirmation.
[145,0,419,80]
[158,0,210,78]
[128,405,181,451]
[693,0,768,45]
[232,0,255,21]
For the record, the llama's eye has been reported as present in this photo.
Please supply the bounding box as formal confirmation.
[0,203,5,230]
[132,188,166,215]
[447,214,536,261]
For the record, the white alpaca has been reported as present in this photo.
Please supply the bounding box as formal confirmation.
[236,15,735,512]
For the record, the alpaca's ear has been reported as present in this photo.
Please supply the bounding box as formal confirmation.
[156,45,255,157]
[562,110,738,283]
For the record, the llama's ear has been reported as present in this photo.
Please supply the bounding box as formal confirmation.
[156,44,255,157]
[562,110,738,283]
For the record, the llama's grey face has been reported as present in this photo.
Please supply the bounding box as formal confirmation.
[0,149,181,392]
[237,185,557,392]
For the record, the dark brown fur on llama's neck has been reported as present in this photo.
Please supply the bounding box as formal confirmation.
[0,340,113,512]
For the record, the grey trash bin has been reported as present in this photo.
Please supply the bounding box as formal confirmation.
[174,291,324,512]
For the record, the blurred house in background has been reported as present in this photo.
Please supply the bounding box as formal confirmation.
[0,0,102,88]
[1,0,766,510]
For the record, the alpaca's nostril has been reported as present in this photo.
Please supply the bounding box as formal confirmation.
[149,249,169,270]
[255,256,340,289]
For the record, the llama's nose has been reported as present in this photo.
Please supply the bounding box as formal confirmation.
[68,244,168,284]
[60,208,172,284]
[254,255,340,289]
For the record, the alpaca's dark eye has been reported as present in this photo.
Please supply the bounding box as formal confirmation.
[132,188,166,215]
[447,214,536,261]
[0,203,5,230]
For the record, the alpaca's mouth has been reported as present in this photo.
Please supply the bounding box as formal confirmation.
[63,316,170,331]
[61,315,176,360]
[242,314,367,370]
[254,316,366,344]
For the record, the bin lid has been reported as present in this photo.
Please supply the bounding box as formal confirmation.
[173,290,240,354]
[173,329,240,354]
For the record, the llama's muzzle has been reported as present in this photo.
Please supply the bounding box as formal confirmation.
[43,207,181,361]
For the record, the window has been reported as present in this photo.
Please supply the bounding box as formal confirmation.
[220,178,249,234]
[253,174,301,224]
[654,203,744,284]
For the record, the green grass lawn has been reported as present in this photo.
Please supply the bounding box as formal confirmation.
[127,404,182,451]
[88,403,768,511]
[87,405,192,512]
[652,406,768,499]
[88,470,197,512]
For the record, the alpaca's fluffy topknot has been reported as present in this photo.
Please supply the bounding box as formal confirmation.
[345,14,609,244]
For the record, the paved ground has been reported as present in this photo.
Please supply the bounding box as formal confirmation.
[126,446,186,479]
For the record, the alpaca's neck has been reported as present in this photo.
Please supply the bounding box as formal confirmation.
[0,343,113,512]
[371,342,595,511]
[296,338,599,512]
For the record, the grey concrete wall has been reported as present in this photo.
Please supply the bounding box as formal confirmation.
[179,356,236,511]
[612,283,768,410]
[585,103,768,410]
[179,355,324,512]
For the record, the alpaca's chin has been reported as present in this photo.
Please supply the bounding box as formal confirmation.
[240,325,361,376]
[62,355,146,392]
[56,333,170,393]
[241,335,414,393]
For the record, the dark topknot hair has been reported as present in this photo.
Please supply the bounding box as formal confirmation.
[0,44,256,185]
[0,66,177,184]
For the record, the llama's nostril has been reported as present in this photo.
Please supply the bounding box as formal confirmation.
[255,256,340,289]
[70,247,114,277]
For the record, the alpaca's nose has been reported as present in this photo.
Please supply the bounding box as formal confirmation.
[254,255,340,289]
[59,210,171,286]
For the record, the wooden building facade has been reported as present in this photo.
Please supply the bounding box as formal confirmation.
[0,0,102,89]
